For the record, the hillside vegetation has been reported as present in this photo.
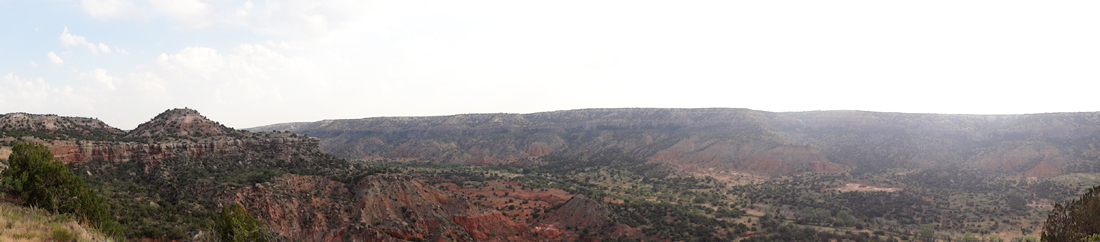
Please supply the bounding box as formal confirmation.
[250,108,1100,241]
[0,199,114,242]
[252,108,1100,177]
[2,108,1099,241]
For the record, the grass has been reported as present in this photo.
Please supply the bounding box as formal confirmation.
[0,199,114,242]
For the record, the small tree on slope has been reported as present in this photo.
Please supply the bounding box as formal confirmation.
[1042,184,1100,241]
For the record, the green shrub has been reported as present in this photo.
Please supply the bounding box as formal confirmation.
[1043,185,1100,242]
[49,222,76,242]
[214,204,270,242]
[0,142,121,238]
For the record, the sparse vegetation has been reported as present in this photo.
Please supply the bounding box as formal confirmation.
[6,108,1100,241]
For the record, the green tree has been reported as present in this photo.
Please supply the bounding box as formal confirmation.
[214,203,271,242]
[1010,236,1038,242]
[837,210,855,226]
[1042,185,1100,242]
[1083,233,1100,242]
[918,224,936,242]
[985,235,1004,242]
[0,142,118,234]
[958,233,979,242]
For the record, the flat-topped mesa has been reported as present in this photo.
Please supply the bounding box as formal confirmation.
[0,112,124,137]
[126,108,240,140]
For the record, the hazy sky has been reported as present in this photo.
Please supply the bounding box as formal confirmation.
[2,1,1099,130]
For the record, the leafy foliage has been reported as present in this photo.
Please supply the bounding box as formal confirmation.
[1042,185,1100,242]
[214,204,271,242]
[0,142,124,238]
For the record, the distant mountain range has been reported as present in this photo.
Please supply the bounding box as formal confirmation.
[250,108,1100,177]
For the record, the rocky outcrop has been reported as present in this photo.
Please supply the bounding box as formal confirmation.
[127,108,239,139]
[1,109,545,242]
[0,112,124,138]
[533,195,645,241]
[32,136,318,165]
[228,174,531,242]
[2,109,318,166]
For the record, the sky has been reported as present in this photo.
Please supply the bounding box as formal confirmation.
[2,1,1099,130]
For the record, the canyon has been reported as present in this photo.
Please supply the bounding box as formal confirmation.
[4,108,1100,241]
[253,108,1100,177]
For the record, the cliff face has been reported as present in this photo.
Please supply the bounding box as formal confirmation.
[2,108,317,166]
[253,108,1100,177]
[253,108,850,176]
[28,136,317,165]
[2,109,544,241]
[228,174,530,242]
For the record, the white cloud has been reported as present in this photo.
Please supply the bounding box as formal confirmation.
[98,43,112,54]
[78,0,369,38]
[80,68,119,90]
[13,0,1100,128]
[0,74,84,112]
[149,0,215,28]
[47,51,64,65]
[232,0,368,37]
[30,61,37,68]
[60,27,99,54]
[10,42,329,128]
[73,43,327,127]
[81,0,141,19]
[153,44,326,99]
[157,46,226,78]
[264,40,306,50]
[59,27,124,55]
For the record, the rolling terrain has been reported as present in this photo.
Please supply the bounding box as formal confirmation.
[253,108,1100,177]
[251,108,1100,241]
[0,109,599,241]
[1,108,1099,241]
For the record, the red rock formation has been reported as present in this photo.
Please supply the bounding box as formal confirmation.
[228,174,533,242]
[534,195,646,241]
[24,136,317,165]
[3,109,319,166]
[650,137,846,176]
[971,142,1066,177]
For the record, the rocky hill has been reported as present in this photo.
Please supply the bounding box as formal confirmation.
[2,109,575,241]
[0,112,124,140]
[126,108,240,139]
[532,195,645,240]
[252,108,1100,177]
[1,108,313,165]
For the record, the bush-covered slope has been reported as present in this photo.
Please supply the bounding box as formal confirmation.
[253,108,1100,177]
